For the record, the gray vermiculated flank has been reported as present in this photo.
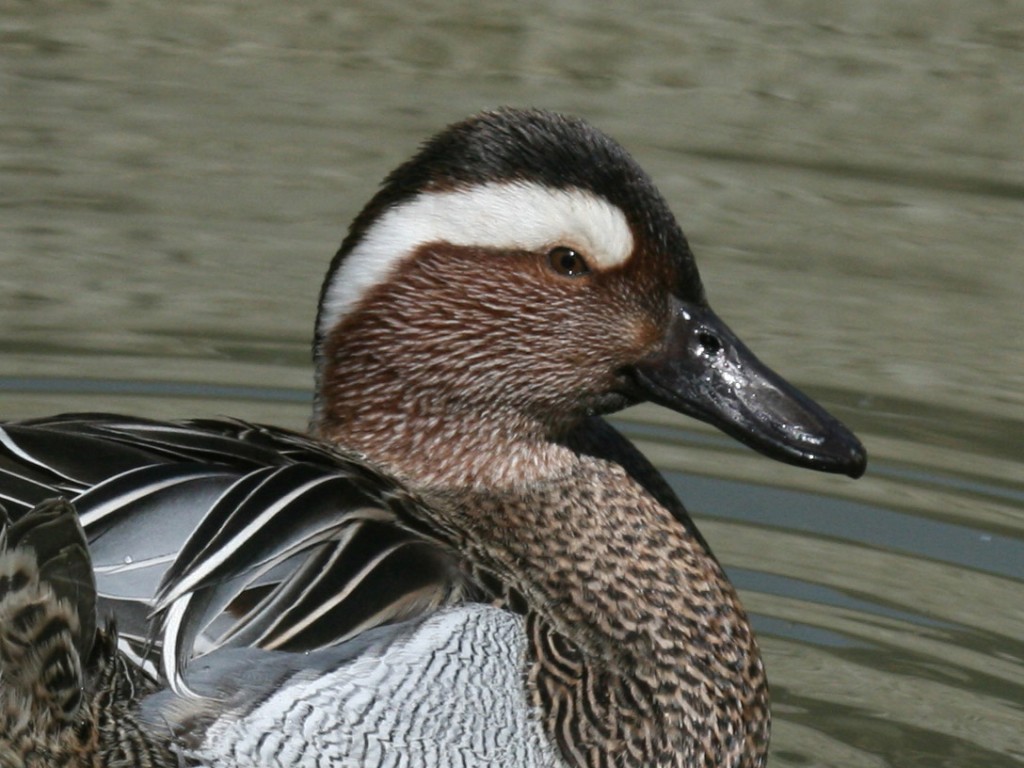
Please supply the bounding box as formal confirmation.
[181,606,566,767]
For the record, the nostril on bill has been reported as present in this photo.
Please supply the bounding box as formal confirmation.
[697,331,722,355]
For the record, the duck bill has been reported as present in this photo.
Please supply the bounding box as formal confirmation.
[632,299,867,478]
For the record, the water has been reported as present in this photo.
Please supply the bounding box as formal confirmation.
[2,2,1022,765]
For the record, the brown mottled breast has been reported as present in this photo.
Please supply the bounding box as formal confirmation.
[425,421,770,768]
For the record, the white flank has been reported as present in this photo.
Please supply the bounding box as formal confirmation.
[317,181,634,338]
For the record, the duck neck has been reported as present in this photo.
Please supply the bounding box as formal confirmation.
[314,372,580,490]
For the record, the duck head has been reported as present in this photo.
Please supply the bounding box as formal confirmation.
[313,108,866,483]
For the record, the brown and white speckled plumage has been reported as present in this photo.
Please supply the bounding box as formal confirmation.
[0,499,176,768]
[440,455,769,768]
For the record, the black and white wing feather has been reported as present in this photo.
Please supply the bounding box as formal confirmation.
[0,414,472,692]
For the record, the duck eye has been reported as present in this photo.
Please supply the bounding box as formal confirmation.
[548,246,590,277]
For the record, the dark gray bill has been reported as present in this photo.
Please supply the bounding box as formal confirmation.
[632,298,867,478]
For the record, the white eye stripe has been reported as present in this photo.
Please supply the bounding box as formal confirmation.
[317,182,634,338]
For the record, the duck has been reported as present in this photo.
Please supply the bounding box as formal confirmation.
[0,108,866,768]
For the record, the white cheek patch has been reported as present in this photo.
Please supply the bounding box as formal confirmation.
[317,182,634,338]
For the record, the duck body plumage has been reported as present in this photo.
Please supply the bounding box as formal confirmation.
[0,108,866,768]
[1,412,758,766]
